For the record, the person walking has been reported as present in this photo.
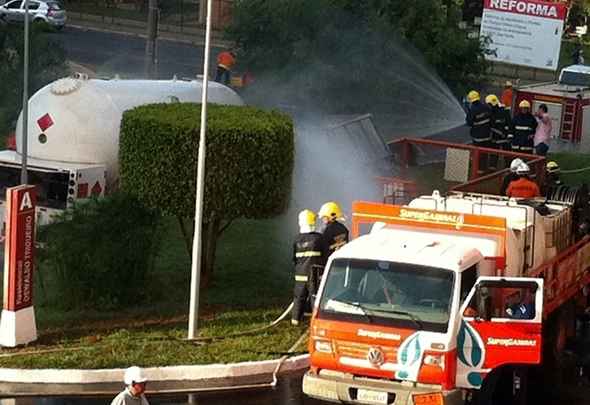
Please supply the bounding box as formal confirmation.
[534,104,552,156]
[506,163,541,198]
[466,90,493,173]
[318,202,349,262]
[111,366,150,405]
[486,94,512,169]
[291,209,324,326]
[512,100,537,155]
[215,49,236,85]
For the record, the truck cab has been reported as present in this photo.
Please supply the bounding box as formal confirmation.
[303,200,545,405]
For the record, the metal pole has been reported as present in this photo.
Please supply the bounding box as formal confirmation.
[20,0,30,185]
[145,0,158,78]
[188,0,212,339]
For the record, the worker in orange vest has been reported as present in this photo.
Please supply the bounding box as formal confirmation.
[506,163,541,198]
[501,81,514,112]
[215,49,236,85]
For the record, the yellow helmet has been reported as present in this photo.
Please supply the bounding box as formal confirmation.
[485,94,499,106]
[318,201,344,221]
[467,90,480,103]
[519,100,531,109]
[546,161,560,174]
[298,209,316,227]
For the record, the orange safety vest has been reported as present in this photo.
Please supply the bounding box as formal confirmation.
[506,177,540,198]
[217,51,235,70]
[501,88,513,108]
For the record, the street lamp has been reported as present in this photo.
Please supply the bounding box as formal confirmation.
[188,0,213,339]
[20,0,30,185]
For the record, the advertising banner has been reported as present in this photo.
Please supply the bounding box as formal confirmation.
[480,0,567,70]
[3,185,36,311]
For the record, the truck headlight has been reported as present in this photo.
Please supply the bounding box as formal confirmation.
[314,339,333,354]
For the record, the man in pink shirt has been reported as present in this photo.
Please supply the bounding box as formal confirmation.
[534,104,552,156]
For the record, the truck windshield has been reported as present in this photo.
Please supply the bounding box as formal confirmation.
[318,258,454,333]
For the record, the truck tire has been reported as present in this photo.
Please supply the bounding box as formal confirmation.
[473,366,529,405]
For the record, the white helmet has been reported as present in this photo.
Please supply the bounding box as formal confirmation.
[516,162,530,175]
[124,366,148,385]
[510,158,524,173]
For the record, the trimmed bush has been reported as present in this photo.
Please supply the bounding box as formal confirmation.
[37,193,161,310]
[119,103,294,285]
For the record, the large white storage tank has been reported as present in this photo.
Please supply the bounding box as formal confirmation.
[14,75,244,185]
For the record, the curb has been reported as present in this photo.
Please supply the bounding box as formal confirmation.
[0,354,309,384]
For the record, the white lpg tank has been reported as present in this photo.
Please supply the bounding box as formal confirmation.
[15,75,244,185]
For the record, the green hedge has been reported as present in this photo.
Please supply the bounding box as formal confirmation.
[119,103,294,221]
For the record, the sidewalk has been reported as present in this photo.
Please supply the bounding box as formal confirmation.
[67,11,234,48]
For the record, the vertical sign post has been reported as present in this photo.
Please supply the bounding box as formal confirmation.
[0,185,37,347]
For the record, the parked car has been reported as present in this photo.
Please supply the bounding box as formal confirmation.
[0,0,66,30]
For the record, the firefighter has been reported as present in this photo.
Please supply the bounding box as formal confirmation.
[512,100,537,154]
[500,158,524,196]
[318,201,349,262]
[466,90,492,173]
[543,161,563,197]
[485,94,512,169]
[292,209,324,326]
[506,163,541,198]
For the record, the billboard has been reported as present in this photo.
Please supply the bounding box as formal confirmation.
[480,0,567,70]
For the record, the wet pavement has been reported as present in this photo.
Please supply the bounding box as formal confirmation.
[0,372,323,405]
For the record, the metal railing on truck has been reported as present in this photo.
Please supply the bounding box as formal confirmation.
[377,137,544,202]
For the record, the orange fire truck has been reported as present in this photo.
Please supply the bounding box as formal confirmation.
[303,145,590,404]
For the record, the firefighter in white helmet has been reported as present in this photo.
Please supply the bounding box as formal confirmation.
[500,158,524,196]
[506,163,540,198]
[292,209,325,326]
[318,202,349,263]
[111,366,150,405]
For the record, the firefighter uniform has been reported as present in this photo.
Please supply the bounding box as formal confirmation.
[292,231,324,324]
[486,94,512,169]
[322,220,349,261]
[466,94,492,172]
[512,112,537,154]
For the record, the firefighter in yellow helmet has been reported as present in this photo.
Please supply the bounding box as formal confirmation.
[485,94,512,169]
[291,209,325,325]
[318,202,349,263]
[466,90,492,173]
[511,100,537,154]
[542,161,563,197]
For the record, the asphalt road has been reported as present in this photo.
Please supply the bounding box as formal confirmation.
[2,373,325,405]
[48,26,224,80]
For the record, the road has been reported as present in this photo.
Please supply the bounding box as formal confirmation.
[48,27,225,79]
[1,373,325,405]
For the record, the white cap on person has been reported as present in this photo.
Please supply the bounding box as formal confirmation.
[124,366,148,385]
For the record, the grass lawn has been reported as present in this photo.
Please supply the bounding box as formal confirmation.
[0,216,301,368]
[548,152,590,186]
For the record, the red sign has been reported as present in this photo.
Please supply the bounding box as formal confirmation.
[484,0,567,20]
[37,113,54,132]
[91,181,102,196]
[3,185,36,311]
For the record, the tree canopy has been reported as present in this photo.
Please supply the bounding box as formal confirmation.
[226,0,488,112]
[0,24,67,139]
[119,102,294,286]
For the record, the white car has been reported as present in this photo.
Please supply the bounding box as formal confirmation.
[0,0,66,29]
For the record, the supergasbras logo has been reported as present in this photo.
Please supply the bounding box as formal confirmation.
[486,337,537,347]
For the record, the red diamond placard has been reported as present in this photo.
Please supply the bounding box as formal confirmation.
[37,113,54,132]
